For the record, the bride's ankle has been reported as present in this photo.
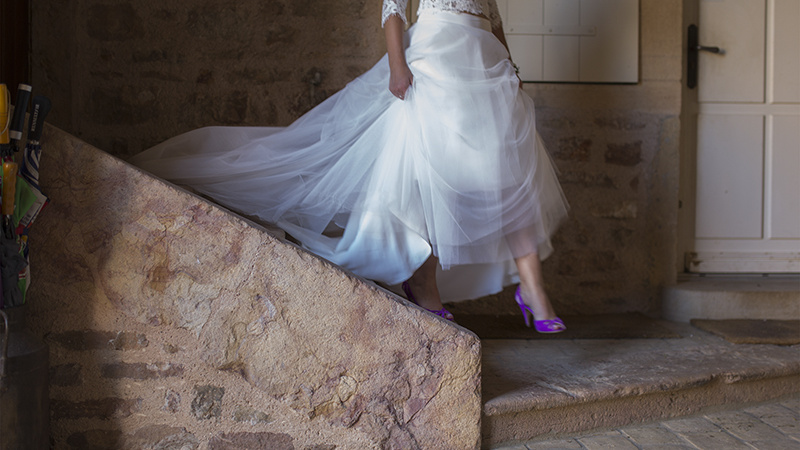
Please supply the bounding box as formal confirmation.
[517,285,556,319]
[403,280,442,309]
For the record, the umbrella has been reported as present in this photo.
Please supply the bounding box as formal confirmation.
[7,84,31,156]
[16,95,52,232]
[0,84,27,308]
[12,95,52,303]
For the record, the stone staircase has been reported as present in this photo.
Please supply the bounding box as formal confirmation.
[28,126,799,449]
[29,126,482,449]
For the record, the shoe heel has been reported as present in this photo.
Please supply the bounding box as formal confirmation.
[514,287,532,328]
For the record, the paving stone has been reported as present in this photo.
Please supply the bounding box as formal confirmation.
[672,430,754,450]
[780,397,800,414]
[635,446,697,450]
[662,417,722,434]
[578,432,639,449]
[706,410,791,443]
[523,438,583,449]
[490,444,528,450]
[620,425,689,446]
[501,399,800,449]
[639,443,701,450]
[749,437,800,450]
[744,403,800,439]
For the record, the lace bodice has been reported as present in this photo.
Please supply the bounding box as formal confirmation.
[382,0,503,30]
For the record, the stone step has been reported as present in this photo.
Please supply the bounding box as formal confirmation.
[662,275,800,323]
[480,320,800,448]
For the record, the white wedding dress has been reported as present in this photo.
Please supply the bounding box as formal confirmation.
[130,2,568,302]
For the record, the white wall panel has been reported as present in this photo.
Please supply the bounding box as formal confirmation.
[507,34,544,81]
[498,0,639,83]
[544,36,580,81]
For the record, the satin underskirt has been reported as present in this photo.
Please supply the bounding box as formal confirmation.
[130,11,569,302]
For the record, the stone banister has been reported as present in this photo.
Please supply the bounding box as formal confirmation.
[26,125,481,449]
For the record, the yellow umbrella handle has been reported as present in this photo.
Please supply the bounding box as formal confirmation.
[2,161,17,217]
[0,84,9,146]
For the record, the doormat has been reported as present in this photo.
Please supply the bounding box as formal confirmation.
[456,313,682,340]
[690,319,800,345]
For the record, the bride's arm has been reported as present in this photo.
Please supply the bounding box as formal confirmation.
[487,0,522,88]
[491,21,522,88]
[384,15,413,100]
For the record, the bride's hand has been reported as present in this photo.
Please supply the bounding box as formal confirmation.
[389,63,413,100]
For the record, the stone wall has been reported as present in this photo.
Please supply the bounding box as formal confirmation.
[30,0,385,158]
[29,0,685,315]
[25,125,482,449]
[527,0,684,314]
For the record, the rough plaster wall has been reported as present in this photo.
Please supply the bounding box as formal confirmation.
[29,0,683,315]
[31,0,384,157]
[26,125,482,449]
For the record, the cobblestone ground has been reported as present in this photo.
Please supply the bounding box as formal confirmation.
[495,396,800,450]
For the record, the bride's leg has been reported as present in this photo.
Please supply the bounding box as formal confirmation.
[404,256,446,311]
[514,252,558,320]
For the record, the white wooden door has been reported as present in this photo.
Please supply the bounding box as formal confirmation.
[690,0,800,273]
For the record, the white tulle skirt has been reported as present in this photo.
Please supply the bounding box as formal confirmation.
[130,11,568,302]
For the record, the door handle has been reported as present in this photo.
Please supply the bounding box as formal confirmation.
[687,24,725,89]
[694,45,723,54]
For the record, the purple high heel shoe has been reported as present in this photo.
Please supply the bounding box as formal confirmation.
[402,282,455,322]
[515,286,565,333]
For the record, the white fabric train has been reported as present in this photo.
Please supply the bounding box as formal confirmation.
[130,11,568,302]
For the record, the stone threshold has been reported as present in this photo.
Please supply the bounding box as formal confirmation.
[662,274,800,322]
[480,320,800,448]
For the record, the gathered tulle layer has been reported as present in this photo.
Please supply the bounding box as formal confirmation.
[130,11,568,301]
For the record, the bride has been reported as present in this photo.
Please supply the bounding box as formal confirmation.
[131,0,569,332]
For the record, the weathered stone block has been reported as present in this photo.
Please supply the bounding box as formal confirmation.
[89,86,157,125]
[101,362,184,380]
[87,4,144,41]
[557,250,620,277]
[49,330,148,351]
[50,363,82,387]
[51,397,142,420]
[559,171,615,188]
[66,429,123,449]
[208,432,294,450]
[592,201,639,220]
[594,117,647,131]
[163,389,181,413]
[605,141,643,166]
[555,137,592,162]
[128,425,199,450]
[232,408,271,425]
[192,385,225,420]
